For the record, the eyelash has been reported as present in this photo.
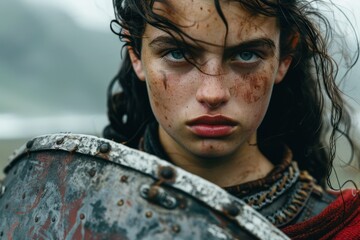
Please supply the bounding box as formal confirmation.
[161,48,264,68]
[230,50,264,68]
[163,49,186,61]
[233,51,260,62]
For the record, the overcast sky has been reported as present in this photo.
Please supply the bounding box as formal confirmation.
[23,0,115,31]
[23,0,360,32]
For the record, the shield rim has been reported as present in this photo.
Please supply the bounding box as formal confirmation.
[5,133,289,240]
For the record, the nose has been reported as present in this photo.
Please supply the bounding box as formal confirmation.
[195,65,231,109]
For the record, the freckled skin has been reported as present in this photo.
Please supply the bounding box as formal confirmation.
[242,74,270,104]
[130,0,292,186]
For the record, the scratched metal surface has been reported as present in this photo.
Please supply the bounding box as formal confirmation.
[0,133,290,240]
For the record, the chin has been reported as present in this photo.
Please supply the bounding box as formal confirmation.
[190,142,235,159]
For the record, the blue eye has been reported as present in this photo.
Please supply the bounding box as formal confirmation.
[234,51,260,63]
[162,49,190,65]
[168,50,185,60]
[240,52,254,60]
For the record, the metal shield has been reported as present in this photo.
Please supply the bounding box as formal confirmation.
[0,134,289,240]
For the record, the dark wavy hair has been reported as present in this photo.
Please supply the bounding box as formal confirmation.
[104,0,359,188]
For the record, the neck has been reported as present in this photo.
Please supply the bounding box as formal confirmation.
[159,130,274,187]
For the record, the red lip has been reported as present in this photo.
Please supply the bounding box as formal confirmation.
[186,115,238,138]
[187,115,238,126]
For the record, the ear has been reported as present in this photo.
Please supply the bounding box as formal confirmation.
[128,46,145,81]
[275,56,292,84]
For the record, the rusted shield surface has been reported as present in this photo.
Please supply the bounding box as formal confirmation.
[0,134,289,240]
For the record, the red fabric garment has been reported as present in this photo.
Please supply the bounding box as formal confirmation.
[281,189,360,240]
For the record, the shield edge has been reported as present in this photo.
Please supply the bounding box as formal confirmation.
[4,133,290,240]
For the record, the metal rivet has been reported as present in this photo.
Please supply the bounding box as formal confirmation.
[79,213,85,220]
[99,143,111,153]
[26,139,34,149]
[88,168,96,177]
[140,185,149,197]
[56,138,64,145]
[117,199,124,206]
[160,166,175,180]
[172,224,181,233]
[140,185,178,209]
[224,203,240,217]
[35,216,39,222]
[145,211,153,218]
[163,198,177,209]
[120,175,128,183]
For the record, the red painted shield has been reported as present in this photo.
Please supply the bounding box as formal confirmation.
[0,134,289,240]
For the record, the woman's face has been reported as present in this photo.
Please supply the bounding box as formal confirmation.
[130,0,291,160]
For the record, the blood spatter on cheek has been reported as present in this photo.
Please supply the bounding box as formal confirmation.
[241,74,271,104]
[147,72,177,129]
[148,81,166,114]
[159,71,168,90]
[153,99,160,108]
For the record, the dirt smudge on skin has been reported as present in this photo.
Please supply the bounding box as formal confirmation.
[242,74,268,104]
[154,100,160,108]
[160,71,168,90]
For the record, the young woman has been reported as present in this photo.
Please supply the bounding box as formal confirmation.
[105,0,360,238]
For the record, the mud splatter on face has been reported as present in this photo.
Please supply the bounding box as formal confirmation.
[154,100,160,108]
[240,71,270,104]
[160,70,168,90]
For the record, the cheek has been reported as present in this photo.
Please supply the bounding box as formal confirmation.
[230,71,273,104]
[146,71,181,129]
[235,70,275,129]
[243,75,271,104]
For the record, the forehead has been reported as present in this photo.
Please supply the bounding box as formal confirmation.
[147,0,279,47]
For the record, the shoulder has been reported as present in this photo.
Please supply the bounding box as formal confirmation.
[282,189,360,239]
[294,185,337,222]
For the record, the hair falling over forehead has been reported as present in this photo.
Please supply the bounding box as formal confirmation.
[106,0,359,189]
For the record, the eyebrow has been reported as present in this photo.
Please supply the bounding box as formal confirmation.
[227,38,275,51]
[148,35,276,54]
[149,35,199,51]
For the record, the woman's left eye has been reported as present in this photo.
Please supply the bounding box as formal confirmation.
[233,51,260,63]
[164,49,186,62]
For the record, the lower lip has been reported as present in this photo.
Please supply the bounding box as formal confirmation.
[189,125,234,138]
